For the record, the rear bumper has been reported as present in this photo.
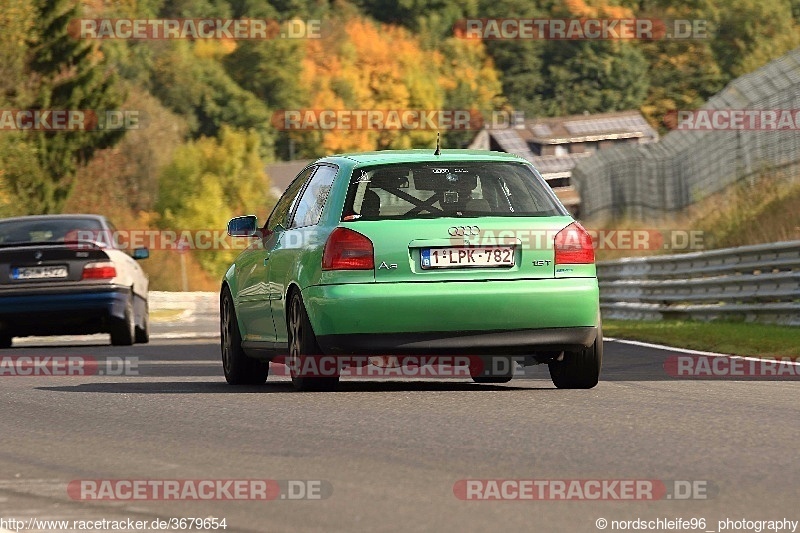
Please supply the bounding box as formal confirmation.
[303,277,599,354]
[317,326,597,355]
[0,286,131,336]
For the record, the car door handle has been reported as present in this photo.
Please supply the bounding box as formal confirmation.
[263,254,270,266]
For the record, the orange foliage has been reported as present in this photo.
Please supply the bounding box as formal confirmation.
[300,18,442,153]
[297,16,500,155]
[563,0,633,19]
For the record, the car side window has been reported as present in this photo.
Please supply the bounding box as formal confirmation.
[289,164,338,229]
[266,166,316,231]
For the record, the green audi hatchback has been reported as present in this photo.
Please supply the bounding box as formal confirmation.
[220,150,601,391]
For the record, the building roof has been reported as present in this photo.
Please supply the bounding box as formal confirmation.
[520,110,658,145]
[483,110,658,181]
[530,153,594,176]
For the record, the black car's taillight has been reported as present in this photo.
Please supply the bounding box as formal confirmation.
[81,261,117,279]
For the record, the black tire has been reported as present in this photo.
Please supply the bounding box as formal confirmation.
[0,335,11,349]
[110,295,135,346]
[287,291,339,392]
[470,356,514,384]
[135,301,150,344]
[221,287,269,385]
[548,329,603,389]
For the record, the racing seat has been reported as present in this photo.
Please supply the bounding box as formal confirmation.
[465,198,492,213]
[360,189,381,218]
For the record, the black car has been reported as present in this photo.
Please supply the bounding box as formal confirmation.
[0,214,150,347]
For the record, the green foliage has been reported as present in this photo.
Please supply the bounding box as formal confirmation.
[0,0,35,103]
[0,135,49,216]
[354,0,480,47]
[223,37,307,161]
[156,127,274,275]
[539,41,650,116]
[149,41,275,158]
[28,0,126,212]
[638,46,724,124]
[710,0,800,77]
[158,0,232,18]
[472,0,548,116]
[223,40,307,112]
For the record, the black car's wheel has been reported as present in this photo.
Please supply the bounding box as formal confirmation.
[548,330,603,389]
[0,335,11,349]
[110,294,135,346]
[470,356,514,384]
[287,291,339,392]
[135,302,150,344]
[221,287,269,385]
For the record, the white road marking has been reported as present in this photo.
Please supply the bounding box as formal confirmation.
[605,337,800,365]
[13,332,218,346]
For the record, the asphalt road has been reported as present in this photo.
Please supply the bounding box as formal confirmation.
[0,317,798,533]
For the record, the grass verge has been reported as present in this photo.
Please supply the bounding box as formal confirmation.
[592,170,800,261]
[603,319,800,357]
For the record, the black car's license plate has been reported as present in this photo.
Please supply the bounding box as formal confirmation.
[11,265,69,280]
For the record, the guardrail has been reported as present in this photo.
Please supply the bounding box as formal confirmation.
[149,291,218,312]
[597,241,800,326]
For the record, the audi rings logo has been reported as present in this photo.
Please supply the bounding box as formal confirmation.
[448,225,480,237]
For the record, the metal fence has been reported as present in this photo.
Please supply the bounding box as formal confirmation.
[598,241,800,326]
[572,47,800,220]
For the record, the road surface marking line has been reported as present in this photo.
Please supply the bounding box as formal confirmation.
[605,337,800,365]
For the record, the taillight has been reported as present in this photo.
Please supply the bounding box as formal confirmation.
[554,222,595,264]
[82,261,117,279]
[322,228,374,270]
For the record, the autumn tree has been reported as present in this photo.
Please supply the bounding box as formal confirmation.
[149,40,275,158]
[292,16,501,156]
[710,0,799,78]
[156,127,273,276]
[28,0,126,212]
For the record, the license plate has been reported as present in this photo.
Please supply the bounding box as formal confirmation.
[11,265,69,280]
[420,247,515,269]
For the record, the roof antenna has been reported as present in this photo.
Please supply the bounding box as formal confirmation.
[434,132,441,155]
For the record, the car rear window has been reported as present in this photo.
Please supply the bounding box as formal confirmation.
[341,162,565,221]
[0,218,104,245]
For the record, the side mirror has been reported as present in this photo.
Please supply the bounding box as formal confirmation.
[132,247,149,260]
[227,215,259,237]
